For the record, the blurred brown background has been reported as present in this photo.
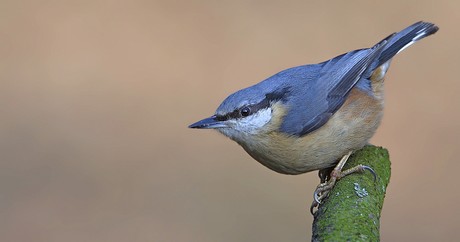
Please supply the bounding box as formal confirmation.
[1,0,458,241]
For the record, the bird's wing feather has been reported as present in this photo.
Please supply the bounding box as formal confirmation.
[279,42,386,136]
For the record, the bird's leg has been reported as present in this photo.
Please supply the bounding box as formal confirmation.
[310,151,376,214]
[311,151,352,211]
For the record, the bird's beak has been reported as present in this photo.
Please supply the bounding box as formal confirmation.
[188,115,228,129]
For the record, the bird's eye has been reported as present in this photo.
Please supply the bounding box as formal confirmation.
[240,107,251,117]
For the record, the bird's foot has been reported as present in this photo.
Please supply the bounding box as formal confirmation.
[310,151,376,214]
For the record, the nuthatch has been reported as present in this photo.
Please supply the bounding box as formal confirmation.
[189,22,438,208]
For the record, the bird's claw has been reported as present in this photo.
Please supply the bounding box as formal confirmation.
[310,152,377,215]
[361,165,377,182]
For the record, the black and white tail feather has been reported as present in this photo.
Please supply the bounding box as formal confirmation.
[378,21,439,68]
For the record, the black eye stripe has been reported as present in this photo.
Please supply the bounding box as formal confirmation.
[216,87,290,121]
[215,115,228,121]
[222,99,270,120]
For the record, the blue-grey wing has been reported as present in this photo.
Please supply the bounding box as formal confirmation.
[279,42,386,136]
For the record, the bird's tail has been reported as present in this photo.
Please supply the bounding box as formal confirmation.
[377,21,439,67]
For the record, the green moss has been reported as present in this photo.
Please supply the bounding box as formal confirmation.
[312,145,391,242]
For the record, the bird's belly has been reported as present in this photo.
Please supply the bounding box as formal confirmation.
[241,88,384,175]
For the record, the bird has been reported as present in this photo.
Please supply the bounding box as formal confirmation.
[189,21,438,210]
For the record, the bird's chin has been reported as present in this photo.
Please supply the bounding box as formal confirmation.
[216,127,241,140]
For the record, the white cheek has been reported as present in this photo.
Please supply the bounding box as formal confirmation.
[235,108,272,134]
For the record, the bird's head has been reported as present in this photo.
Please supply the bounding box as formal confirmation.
[189,85,290,141]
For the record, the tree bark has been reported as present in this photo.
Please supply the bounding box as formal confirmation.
[312,145,391,242]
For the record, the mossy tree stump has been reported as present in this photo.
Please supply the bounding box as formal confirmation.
[312,145,391,241]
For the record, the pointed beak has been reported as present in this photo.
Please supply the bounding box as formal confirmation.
[188,115,228,129]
